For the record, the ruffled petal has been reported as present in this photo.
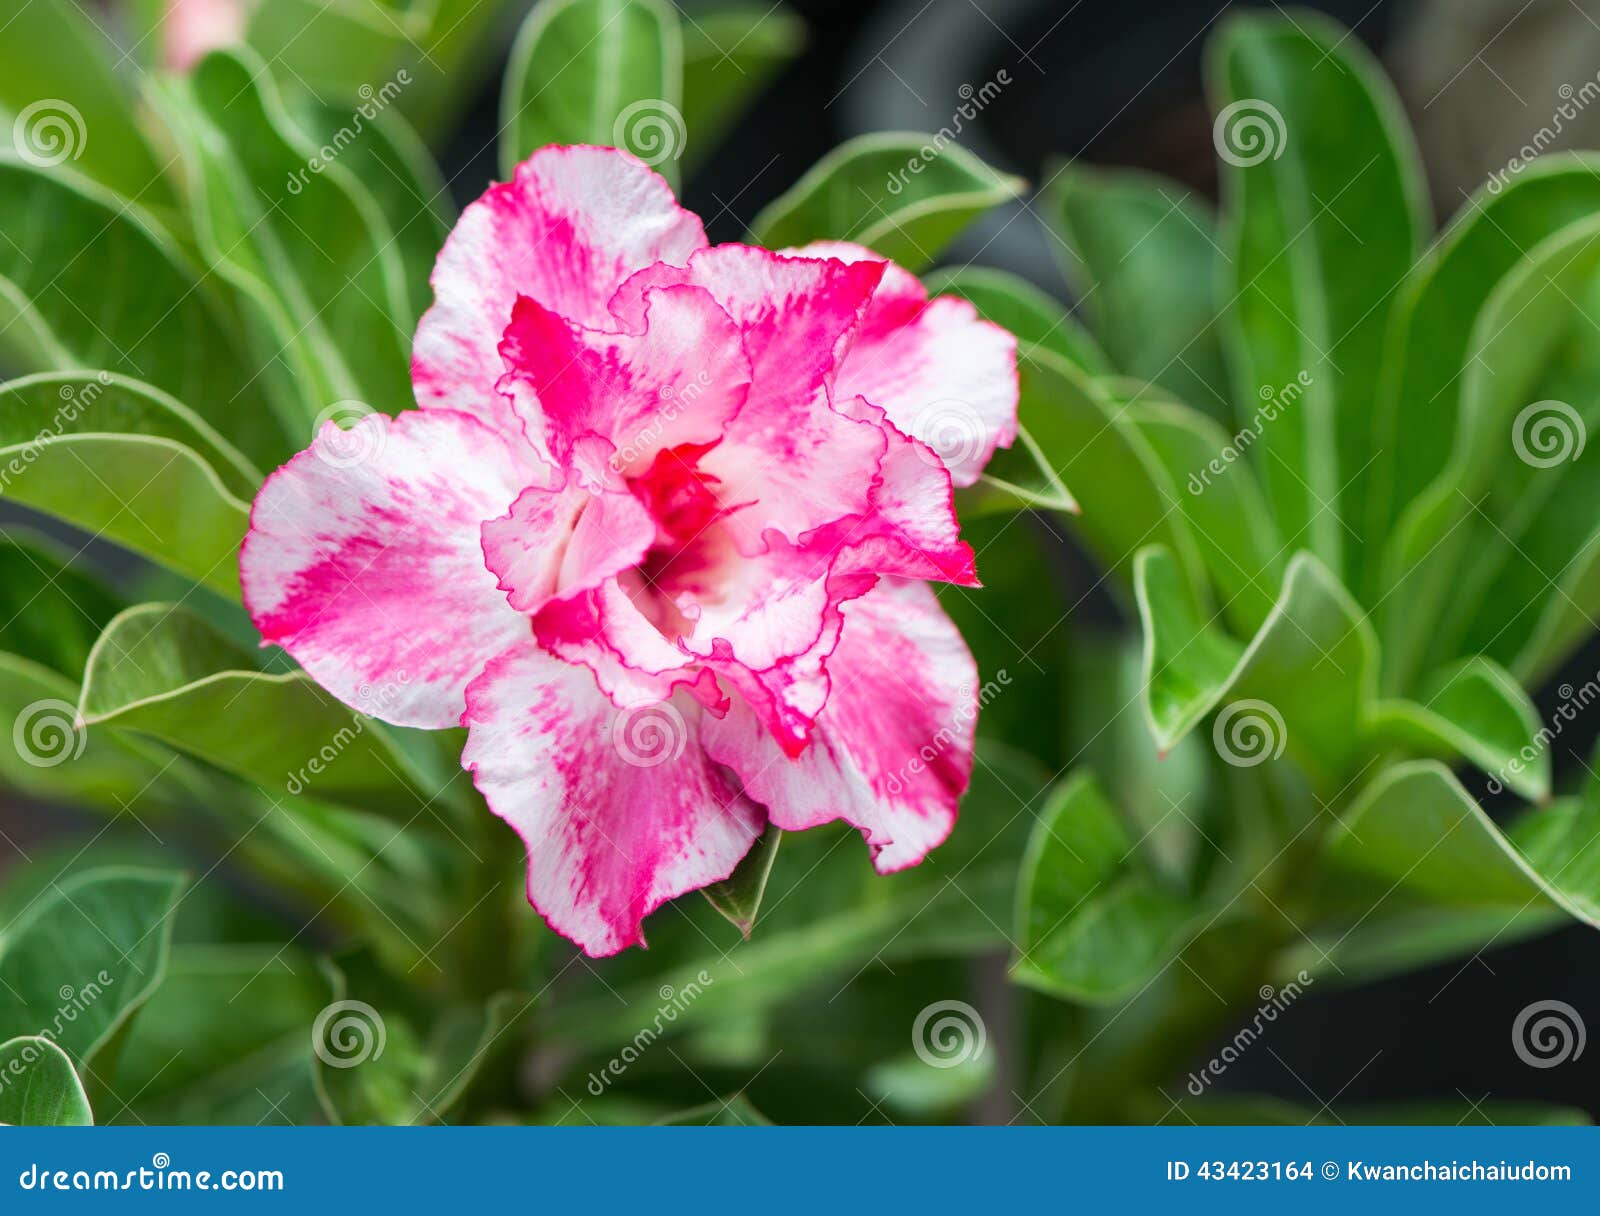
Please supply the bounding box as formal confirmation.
[795,240,1018,487]
[413,146,707,437]
[481,480,656,615]
[497,284,751,475]
[241,410,536,729]
[804,396,978,586]
[703,579,977,871]
[613,245,889,549]
[462,643,764,956]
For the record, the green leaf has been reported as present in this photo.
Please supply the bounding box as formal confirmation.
[1366,156,1600,600]
[679,2,805,173]
[286,99,456,331]
[1044,165,1231,421]
[0,1036,92,1126]
[246,0,419,99]
[114,944,330,1125]
[0,372,257,597]
[1367,658,1549,802]
[501,0,683,183]
[312,958,528,1126]
[1011,773,1196,1003]
[1010,351,1204,586]
[749,132,1025,269]
[0,0,169,202]
[0,868,185,1073]
[1210,10,1426,580]
[0,526,123,678]
[183,50,414,415]
[1123,395,1285,635]
[924,264,1110,375]
[0,159,285,464]
[1322,761,1600,927]
[702,828,782,937]
[1134,546,1376,788]
[77,603,450,820]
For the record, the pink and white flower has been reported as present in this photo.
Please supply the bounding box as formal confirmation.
[241,146,1019,956]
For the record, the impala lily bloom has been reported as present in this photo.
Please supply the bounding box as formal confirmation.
[241,146,1019,955]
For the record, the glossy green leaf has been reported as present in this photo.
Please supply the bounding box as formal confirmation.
[0,372,257,597]
[0,868,185,1072]
[1011,773,1196,1003]
[749,132,1025,269]
[0,0,170,201]
[655,1094,770,1125]
[679,2,804,173]
[1211,11,1426,579]
[1322,761,1600,926]
[1367,659,1549,802]
[1044,165,1230,421]
[702,827,782,937]
[0,158,285,463]
[247,0,418,99]
[1123,396,1285,635]
[184,50,414,415]
[0,526,123,678]
[0,1036,92,1126]
[78,604,450,819]
[501,0,683,183]
[1134,546,1376,788]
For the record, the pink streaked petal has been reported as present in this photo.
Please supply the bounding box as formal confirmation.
[412,146,707,437]
[496,284,751,475]
[804,396,978,586]
[241,410,536,729]
[793,240,1019,487]
[613,245,890,549]
[481,481,655,615]
[462,643,763,956]
[703,579,977,872]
